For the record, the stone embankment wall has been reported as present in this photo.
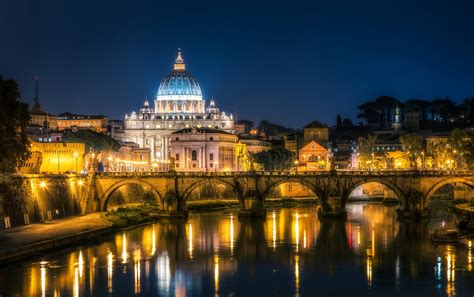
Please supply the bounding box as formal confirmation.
[0,174,87,229]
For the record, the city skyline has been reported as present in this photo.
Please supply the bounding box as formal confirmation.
[2,0,473,128]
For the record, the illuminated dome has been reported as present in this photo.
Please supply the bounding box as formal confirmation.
[157,49,203,101]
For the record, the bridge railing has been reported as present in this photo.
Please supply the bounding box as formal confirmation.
[90,169,474,178]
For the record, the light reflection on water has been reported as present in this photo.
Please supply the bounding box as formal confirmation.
[0,203,473,297]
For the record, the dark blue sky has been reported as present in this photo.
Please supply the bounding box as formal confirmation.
[1,0,473,128]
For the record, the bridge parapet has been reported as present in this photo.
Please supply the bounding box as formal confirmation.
[92,170,474,179]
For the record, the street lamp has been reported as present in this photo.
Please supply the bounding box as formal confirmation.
[294,160,299,172]
[74,152,79,172]
[421,151,425,170]
[108,156,113,172]
[214,161,218,172]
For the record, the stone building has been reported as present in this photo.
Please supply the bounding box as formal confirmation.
[297,140,330,171]
[120,50,234,163]
[20,141,85,174]
[57,112,108,133]
[101,142,152,172]
[303,120,329,145]
[170,128,241,171]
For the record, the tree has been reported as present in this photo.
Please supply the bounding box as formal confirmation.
[357,96,401,129]
[62,129,120,152]
[356,134,387,169]
[257,120,295,139]
[342,118,354,129]
[249,148,295,171]
[0,77,31,173]
[447,128,472,168]
[336,115,342,130]
[399,133,423,169]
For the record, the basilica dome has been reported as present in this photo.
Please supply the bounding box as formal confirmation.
[157,50,203,101]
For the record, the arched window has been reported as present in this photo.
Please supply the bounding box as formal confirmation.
[192,150,198,161]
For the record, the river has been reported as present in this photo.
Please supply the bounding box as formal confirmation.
[0,203,473,297]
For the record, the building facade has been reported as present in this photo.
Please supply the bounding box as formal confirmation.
[57,112,108,133]
[20,141,85,174]
[170,128,240,171]
[297,140,330,171]
[120,50,234,163]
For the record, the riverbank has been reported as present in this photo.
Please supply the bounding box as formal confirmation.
[454,202,474,216]
[0,198,319,264]
[0,214,113,265]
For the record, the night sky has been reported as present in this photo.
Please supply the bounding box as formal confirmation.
[1,0,473,128]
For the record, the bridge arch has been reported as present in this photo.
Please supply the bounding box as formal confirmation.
[100,179,163,211]
[423,177,474,204]
[182,178,242,202]
[345,179,407,209]
[261,178,321,200]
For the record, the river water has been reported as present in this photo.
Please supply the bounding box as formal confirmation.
[0,203,473,297]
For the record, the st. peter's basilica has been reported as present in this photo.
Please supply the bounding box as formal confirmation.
[120,50,234,162]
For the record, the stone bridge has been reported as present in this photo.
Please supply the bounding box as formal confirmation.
[86,170,474,219]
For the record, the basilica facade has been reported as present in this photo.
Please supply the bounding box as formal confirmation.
[121,50,234,163]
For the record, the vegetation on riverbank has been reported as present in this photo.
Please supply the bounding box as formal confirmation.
[186,200,240,211]
[101,203,161,228]
[265,197,318,208]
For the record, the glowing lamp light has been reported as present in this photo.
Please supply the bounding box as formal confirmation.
[40,181,47,188]
[78,180,84,186]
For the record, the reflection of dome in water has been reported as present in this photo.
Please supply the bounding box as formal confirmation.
[157,49,203,101]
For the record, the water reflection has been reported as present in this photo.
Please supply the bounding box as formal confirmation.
[1,203,473,296]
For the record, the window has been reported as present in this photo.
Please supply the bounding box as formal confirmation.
[146,138,150,145]
[192,150,197,161]
[210,153,214,161]
[176,154,180,161]
[210,137,214,141]
[176,137,180,141]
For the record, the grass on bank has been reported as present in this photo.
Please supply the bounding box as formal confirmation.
[102,203,161,228]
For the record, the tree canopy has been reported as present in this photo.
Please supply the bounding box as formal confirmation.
[399,133,423,168]
[249,148,295,171]
[0,77,31,173]
[62,129,120,153]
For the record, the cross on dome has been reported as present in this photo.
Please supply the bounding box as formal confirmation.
[174,48,185,71]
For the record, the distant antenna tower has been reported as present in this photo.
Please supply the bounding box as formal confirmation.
[32,76,42,111]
